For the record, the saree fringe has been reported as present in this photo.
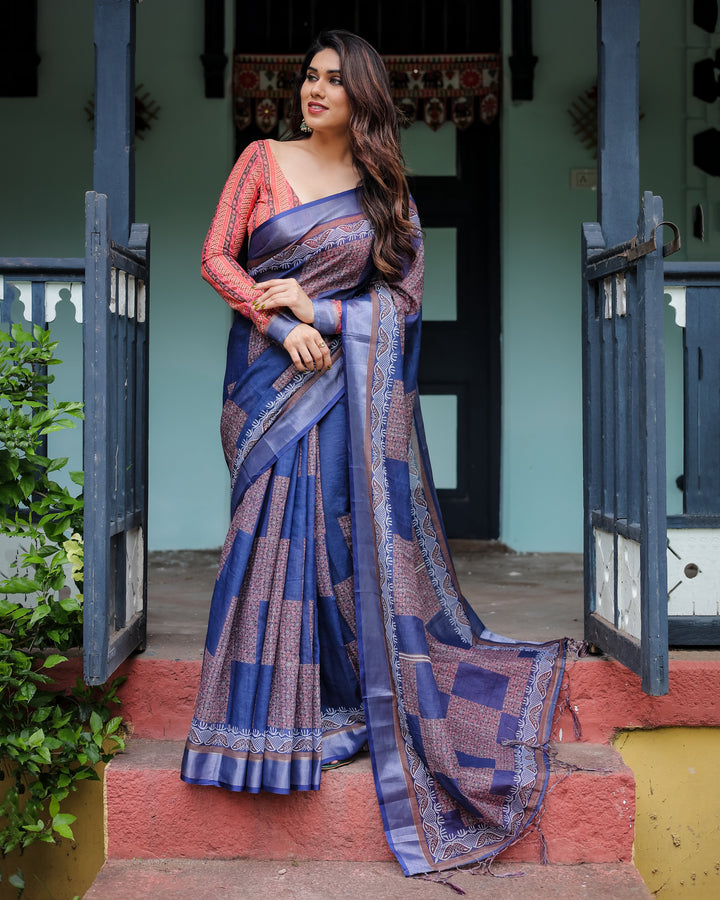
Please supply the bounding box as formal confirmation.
[419,873,468,894]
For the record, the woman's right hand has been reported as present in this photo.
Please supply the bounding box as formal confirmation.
[283,324,332,373]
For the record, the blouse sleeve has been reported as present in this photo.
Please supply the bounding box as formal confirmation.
[201,143,275,336]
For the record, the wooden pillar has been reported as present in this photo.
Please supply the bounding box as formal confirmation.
[93,0,136,245]
[597,0,640,246]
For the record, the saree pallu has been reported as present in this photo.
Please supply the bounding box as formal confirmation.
[181,189,568,876]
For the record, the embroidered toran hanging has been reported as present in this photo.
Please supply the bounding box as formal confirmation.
[233,53,501,134]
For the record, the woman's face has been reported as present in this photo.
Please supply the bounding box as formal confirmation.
[301,48,352,134]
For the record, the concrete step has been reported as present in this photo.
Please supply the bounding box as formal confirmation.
[85,858,652,899]
[105,739,634,865]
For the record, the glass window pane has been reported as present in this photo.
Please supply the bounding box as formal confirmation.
[419,394,457,490]
[401,122,456,176]
[423,228,457,321]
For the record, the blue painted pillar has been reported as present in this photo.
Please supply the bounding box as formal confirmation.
[597,0,640,246]
[93,0,136,245]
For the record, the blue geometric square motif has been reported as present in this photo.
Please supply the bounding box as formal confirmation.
[452,662,509,710]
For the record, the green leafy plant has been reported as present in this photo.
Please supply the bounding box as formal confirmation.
[0,322,125,860]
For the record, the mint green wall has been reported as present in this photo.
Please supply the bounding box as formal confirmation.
[0,2,91,497]
[0,3,92,258]
[134,0,234,550]
[0,1,701,552]
[0,0,235,551]
[500,0,596,551]
[499,0,690,551]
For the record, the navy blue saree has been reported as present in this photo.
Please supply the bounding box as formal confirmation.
[181,188,567,875]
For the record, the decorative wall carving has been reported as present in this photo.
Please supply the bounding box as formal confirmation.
[233,53,501,134]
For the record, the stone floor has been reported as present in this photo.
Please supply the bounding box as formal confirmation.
[87,858,653,899]
[145,542,586,660]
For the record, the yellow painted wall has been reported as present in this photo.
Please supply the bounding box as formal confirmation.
[615,728,720,898]
[0,768,105,900]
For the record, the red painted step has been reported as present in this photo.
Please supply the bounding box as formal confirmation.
[86,858,652,899]
[104,739,634,865]
[53,655,720,744]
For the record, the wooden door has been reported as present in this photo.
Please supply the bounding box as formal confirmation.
[83,192,150,685]
[407,118,500,538]
[582,192,670,696]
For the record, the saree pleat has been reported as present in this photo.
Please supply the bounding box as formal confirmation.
[182,183,567,875]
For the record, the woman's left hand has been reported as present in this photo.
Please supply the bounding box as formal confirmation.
[251,278,314,324]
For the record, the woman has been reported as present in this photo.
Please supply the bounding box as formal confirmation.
[181,29,568,876]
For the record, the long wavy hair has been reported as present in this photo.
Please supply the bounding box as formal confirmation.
[287,30,417,282]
